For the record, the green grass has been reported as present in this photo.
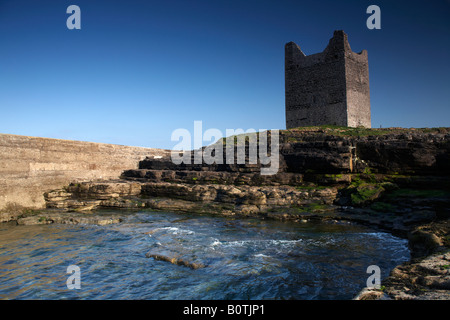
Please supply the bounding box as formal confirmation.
[285,126,449,138]
[221,131,261,146]
[287,125,400,137]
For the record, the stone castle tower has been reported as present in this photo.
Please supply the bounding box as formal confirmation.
[285,30,371,129]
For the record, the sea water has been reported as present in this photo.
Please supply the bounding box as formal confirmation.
[0,210,409,300]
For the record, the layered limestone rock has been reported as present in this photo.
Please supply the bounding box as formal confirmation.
[44,180,338,218]
[42,127,450,220]
[279,127,450,175]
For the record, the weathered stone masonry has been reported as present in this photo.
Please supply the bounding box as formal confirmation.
[285,30,371,129]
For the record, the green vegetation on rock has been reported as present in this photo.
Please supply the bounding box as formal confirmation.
[285,125,448,139]
[350,183,385,206]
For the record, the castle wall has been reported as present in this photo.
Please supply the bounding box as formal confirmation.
[285,41,348,128]
[0,133,169,211]
[345,51,371,128]
[285,31,371,129]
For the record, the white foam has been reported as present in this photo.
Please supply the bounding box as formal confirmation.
[220,239,303,248]
[152,227,194,235]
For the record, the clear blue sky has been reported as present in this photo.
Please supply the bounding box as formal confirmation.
[0,0,449,149]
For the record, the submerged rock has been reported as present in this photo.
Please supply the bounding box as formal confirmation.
[146,251,206,269]
[15,212,122,226]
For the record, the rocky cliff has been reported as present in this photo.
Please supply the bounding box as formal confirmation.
[3,126,450,299]
[41,127,450,216]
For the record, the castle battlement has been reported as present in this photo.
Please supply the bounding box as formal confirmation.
[285,30,371,128]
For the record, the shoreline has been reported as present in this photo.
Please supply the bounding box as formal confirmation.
[1,195,448,300]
